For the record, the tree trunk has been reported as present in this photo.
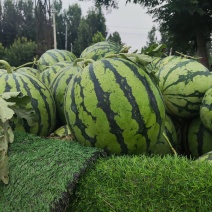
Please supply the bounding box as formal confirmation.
[195,26,209,68]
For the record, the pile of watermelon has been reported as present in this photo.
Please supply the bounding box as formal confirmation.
[1,41,212,161]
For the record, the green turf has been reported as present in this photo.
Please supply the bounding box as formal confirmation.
[0,131,104,212]
[69,154,212,212]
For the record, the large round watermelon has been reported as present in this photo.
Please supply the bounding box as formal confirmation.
[0,61,56,136]
[200,87,212,132]
[39,61,73,88]
[155,57,212,118]
[64,57,166,155]
[37,49,76,72]
[16,67,40,78]
[182,117,212,159]
[80,41,123,61]
[49,64,83,125]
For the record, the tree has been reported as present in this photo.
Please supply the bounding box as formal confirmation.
[66,3,82,51]
[0,0,22,47]
[146,26,157,46]
[73,6,107,56]
[92,31,106,44]
[4,37,37,67]
[82,0,212,68]
[107,31,122,45]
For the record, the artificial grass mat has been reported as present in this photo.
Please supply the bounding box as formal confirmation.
[0,131,104,212]
[69,154,212,212]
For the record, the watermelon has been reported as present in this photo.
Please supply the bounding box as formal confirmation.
[195,151,212,164]
[64,57,166,155]
[0,60,56,136]
[39,61,73,88]
[49,64,83,125]
[16,67,40,78]
[155,57,212,118]
[200,87,212,132]
[182,117,212,159]
[151,114,179,155]
[37,49,76,72]
[80,41,123,61]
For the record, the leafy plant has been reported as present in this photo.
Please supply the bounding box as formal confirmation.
[4,37,37,67]
[0,92,38,184]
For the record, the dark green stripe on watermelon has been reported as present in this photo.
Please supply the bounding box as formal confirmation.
[64,57,165,155]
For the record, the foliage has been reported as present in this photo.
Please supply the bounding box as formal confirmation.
[65,3,82,51]
[0,131,104,211]
[0,0,35,48]
[0,43,6,61]
[4,37,37,67]
[69,154,212,211]
[142,43,167,57]
[84,0,212,67]
[92,31,106,44]
[74,6,107,56]
[107,31,122,45]
[0,92,37,184]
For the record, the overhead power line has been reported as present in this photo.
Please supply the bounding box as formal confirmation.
[108,25,151,30]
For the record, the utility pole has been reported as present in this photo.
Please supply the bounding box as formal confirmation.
[65,23,67,50]
[52,9,57,49]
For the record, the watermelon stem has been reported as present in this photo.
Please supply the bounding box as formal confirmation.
[73,58,84,66]
[162,132,177,156]
[14,62,34,70]
[175,51,202,60]
[83,59,94,66]
[0,60,12,73]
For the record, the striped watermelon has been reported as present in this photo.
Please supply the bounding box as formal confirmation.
[182,117,212,159]
[0,61,56,136]
[200,87,212,132]
[195,151,212,164]
[146,56,182,74]
[0,69,6,75]
[16,67,40,78]
[64,57,166,155]
[155,57,212,118]
[37,49,76,72]
[80,41,123,61]
[49,64,83,125]
[151,114,179,155]
[39,61,73,88]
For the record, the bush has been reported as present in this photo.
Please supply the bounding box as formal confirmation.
[69,154,212,212]
[4,37,37,67]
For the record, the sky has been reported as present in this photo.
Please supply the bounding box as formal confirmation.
[62,0,160,52]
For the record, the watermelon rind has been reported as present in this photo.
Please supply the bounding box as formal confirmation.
[64,57,166,155]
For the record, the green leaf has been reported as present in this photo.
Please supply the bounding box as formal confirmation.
[0,98,15,123]
[1,92,38,127]
[0,91,38,184]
